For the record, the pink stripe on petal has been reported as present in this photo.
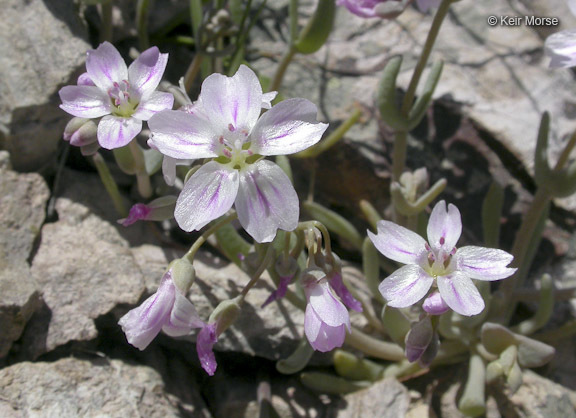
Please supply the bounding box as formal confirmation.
[427,200,462,252]
[97,115,142,149]
[236,161,299,243]
[368,221,427,265]
[59,85,110,118]
[200,64,263,132]
[128,47,169,96]
[437,272,484,316]
[162,292,204,336]
[250,98,328,156]
[86,42,128,91]
[174,162,239,232]
[307,282,350,328]
[378,264,433,308]
[132,91,174,121]
[456,246,516,281]
[148,110,218,160]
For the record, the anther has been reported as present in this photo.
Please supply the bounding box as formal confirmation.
[439,236,445,246]
[228,123,236,132]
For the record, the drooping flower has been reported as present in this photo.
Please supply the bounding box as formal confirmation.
[119,269,203,350]
[302,270,351,352]
[59,42,174,149]
[368,200,517,316]
[148,65,328,243]
[327,268,363,313]
[544,0,576,68]
[337,0,412,19]
[118,196,177,226]
[196,323,218,376]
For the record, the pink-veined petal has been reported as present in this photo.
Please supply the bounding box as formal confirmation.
[59,85,110,118]
[197,323,218,376]
[86,41,128,91]
[437,271,484,316]
[199,64,263,132]
[236,160,299,243]
[162,292,204,336]
[128,47,169,96]
[250,98,328,156]
[545,29,576,68]
[307,281,350,329]
[456,246,517,281]
[77,72,95,86]
[368,221,427,265]
[261,91,278,109]
[329,272,363,312]
[422,291,450,315]
[148,110,218,160]
[97,115,142,149]
[378,264,433,308]
[174,162,239,232]
[118,273,176,350]
[308,318,346,352]
[132,91,174,120]
[427,200,462,252]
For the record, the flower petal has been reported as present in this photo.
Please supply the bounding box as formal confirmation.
[236,160,299,243]
[197,323,218,376]
[162,291,204,336]
[545,29,576,68]
[77,72,95,86]
[456,246,516,281]
[148,110,218,160]
[174,162,239,232]
[307,281,350,328]
[329,272,363,312]
[118,273,175,350]
[161,156,193,186]
[262,274,292,308]
[59,85,110,118]
[118,203,152,227]
[368,221,427,265]
[261,91,278,109]
[378,264,433,308]
[427,200,462,252]
[437,271,484,316]
[86,41,128,91]
[199,64,263,131]
[132,91,174,121]
[422,291,450,315]
[250,98,328,156]
[128,46,169,96]
[97,115,142,149]
[337,0,379,18]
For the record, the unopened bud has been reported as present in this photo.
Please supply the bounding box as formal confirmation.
[117,195,177,226]
[209,296,242,335]
[169,258,196,293]
[63,117,98,147]
[404,315,435,364]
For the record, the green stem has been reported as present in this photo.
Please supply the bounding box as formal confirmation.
[499,187,552,322]
[136,0,153,50]
[555,129,576,170]
[239,245,275,301]
[92,153,127,217]
[100,0,113,43]
[183,53,204,92]
[269,46,297,93]
[184,212,238,262]
[392,130,408,182]
[128,140,153,198]
[345,328,405,361]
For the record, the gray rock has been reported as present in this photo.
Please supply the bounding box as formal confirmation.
[0,357,209,417]
[29,195,145,354]
[0,154,48,357]
[0,0,89,171]
[0,156,50,261]
[330,378,410,417]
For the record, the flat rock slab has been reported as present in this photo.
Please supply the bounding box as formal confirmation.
[29,196,146,354]
[0,0,89,171]
[0,357,210,417]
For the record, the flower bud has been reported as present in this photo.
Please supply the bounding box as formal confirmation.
[117,196,177,226]
[404,315,435,364]
[63,117,98,147]
[208,296,242,335]
[168,258,196,294]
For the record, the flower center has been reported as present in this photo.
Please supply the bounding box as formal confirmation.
[108,80,139,117]
[216,124,254,170]
[423,242,456,277]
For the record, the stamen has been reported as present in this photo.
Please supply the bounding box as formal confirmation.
[425,242,431,252]
[439,236,445,246]
[218,136,225,144]
[223,149,232,158]
[228,123,236,132]
[428,252,435,266]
